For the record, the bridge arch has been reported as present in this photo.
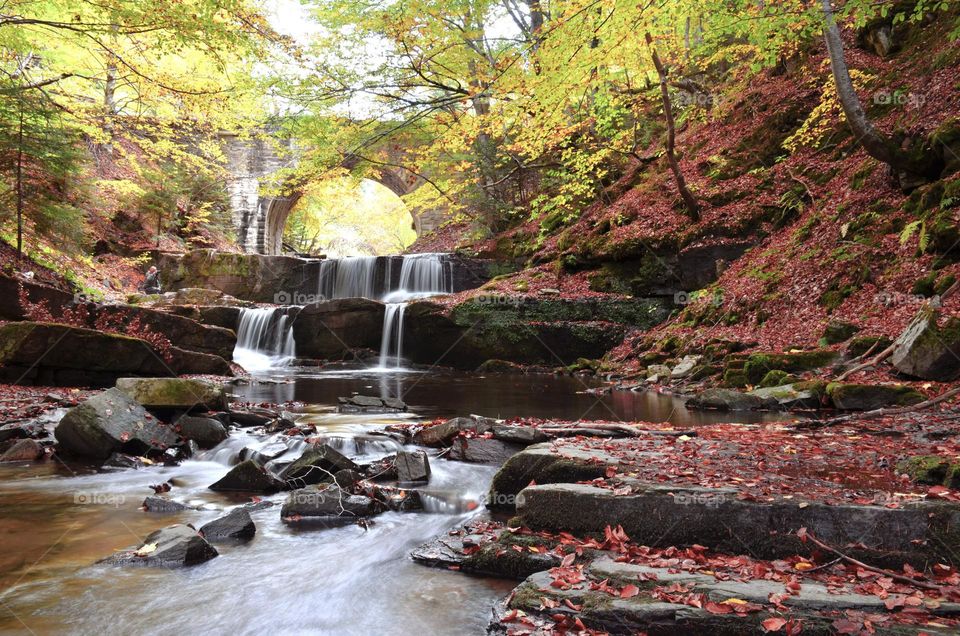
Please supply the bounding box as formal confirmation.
[221,132,444,255]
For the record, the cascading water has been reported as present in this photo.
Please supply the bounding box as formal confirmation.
[378,254,452,368]
[317,256,389,301]
[315,253,454,369]
[233,307,296,372]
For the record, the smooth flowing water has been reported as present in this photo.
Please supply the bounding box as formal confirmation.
[0,369,794,635]
[233,307,296,372]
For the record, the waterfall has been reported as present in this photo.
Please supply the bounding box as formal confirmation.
[314,253,455,370]
[233,307,296,372]
[378,303,407,368]
[317,256,387,301]
[317,253,452,302]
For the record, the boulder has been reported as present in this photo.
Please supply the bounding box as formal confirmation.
[476,359,525,374]
[281,484,380,520]
[199,508,256,542]
[742,350,839,384]
[100,524,218,568]
[336,395,406,413]
[166,347,234,377]
[84,304,236,360]
[0,439,43,462]
[228,408,275,428]
[173,415,229,449]
[142,496,191,513]
[395,450,431,483]
[847,336,892,359]
[897,455,960,489]
[413,416,496,446]
[670,355,702,379]
[115,378,227,410]
[279,445,358,486]
[823,321,860,345]
[402,299,642,369]
[827,383,924,411]
[0,420,46,443]
[645,364,672,379]
[0,273,73,321]
[0,322,171,387]
[156,249,312,303]
[488,443,619,509]
[746,382,825,410]
[209,460,284,493]
[685,388,764,411]
[290,299,386,359]
[55,388,179,460]
[491,425,550,445]
[102,452,145,470]
[891,310,960,381]
[448,438,524,465]
[332,468,364,489]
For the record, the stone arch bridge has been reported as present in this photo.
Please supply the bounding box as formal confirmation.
[220,132,445,254]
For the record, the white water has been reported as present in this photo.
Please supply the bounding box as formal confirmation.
[377,254,454,369]
[0,408,505,635]
[315,254,454,370]
[233,307,296,372]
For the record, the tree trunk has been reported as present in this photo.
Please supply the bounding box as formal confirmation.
[646,33,700,222]
[101,26,118,156]
[821,0,938,181]
[15,105,24,264]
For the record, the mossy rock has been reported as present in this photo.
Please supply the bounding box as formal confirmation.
[826,382,924,411]
[743,350,839,384]
[847,336,893,358]
[822,321,860,345]
[476,359,525,374]
[721,369,749,388]
[688,364,720,381]
[913,271,938,297]
[759,370,798,388]
[897,455,960,489]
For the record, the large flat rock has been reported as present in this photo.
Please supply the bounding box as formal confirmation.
[514,482,960,567]
[0,322,171,387]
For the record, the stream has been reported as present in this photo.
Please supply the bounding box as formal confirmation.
[0,368,793,635]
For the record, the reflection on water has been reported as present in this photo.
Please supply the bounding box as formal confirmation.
[232,366,794,426]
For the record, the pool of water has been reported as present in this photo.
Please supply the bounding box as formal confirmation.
[230,365,794,426]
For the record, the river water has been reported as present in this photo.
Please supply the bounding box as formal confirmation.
[0,368,793,635]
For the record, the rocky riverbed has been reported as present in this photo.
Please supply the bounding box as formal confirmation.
[2,373,960,634]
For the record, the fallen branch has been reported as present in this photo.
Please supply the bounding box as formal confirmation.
[835,343,895,382]
[800,387,960,429]
[798,528,942,591]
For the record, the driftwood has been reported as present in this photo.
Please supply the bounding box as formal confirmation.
[834,343,896,382]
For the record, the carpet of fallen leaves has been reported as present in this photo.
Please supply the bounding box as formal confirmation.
[487,522,960,635]
[0,384,92,422]
[494,412,960,505]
